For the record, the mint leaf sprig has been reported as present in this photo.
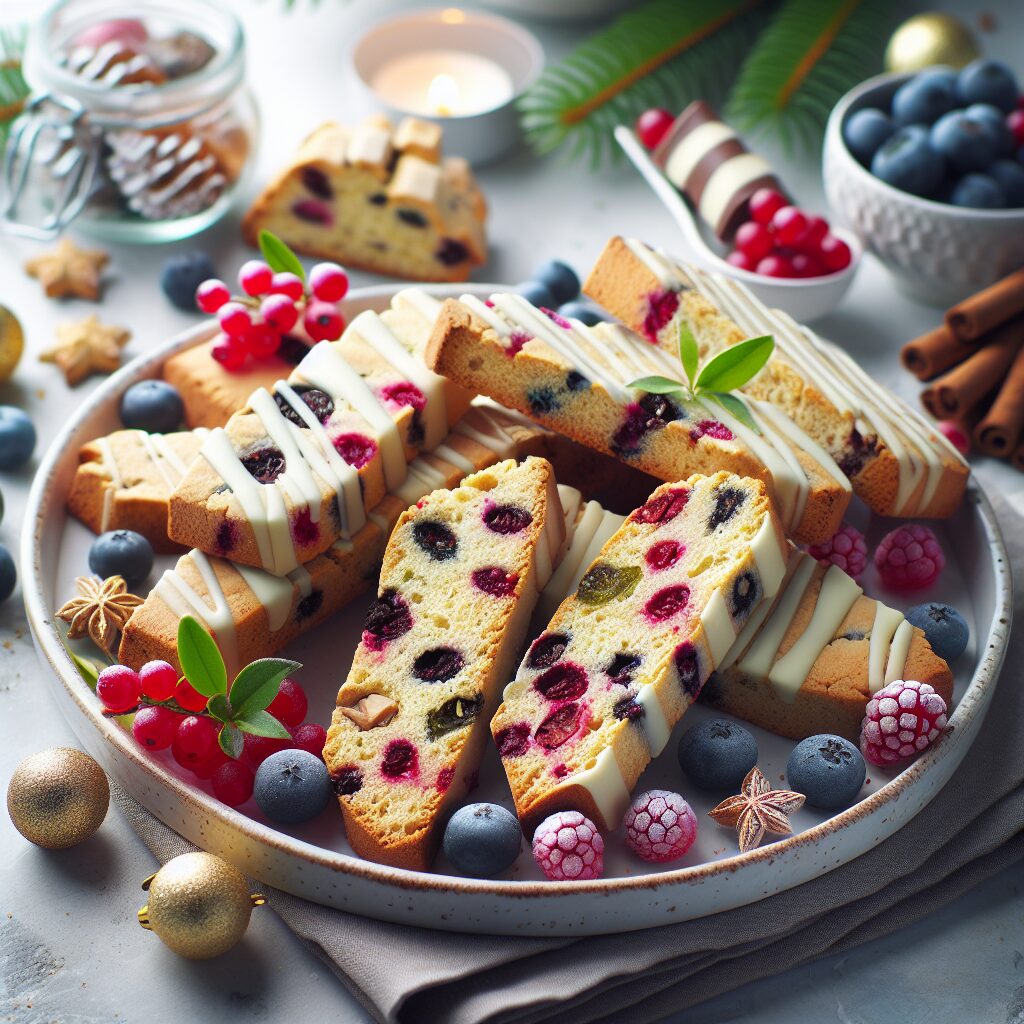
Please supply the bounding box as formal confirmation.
[627,322,774,433]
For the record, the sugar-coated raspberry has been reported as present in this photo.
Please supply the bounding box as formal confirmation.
[96,664,142,712]
[860,679,948,766]
[808,523,868,580]
[139,659,179,701]
[266,677,308,727]
[624,789,697,863]
[290,722,327,759]
[937,420,970,457]
[213,760,255,806]
[531,810,604,880]
[874,524,945,590]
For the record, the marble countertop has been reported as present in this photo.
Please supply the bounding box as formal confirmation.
[1,1,1022,1021]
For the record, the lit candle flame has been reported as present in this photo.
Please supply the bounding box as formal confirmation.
[427,73,459,117]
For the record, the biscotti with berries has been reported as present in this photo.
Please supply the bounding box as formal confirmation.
[425,292,850,545]
[584,237,969,518]
[242,117,487,283]
[68,429,205,553]
[167,289,473,576]
[323,457,565,870]
[490,472,789,834]
[700,546,954,742]
[120,406,549,676]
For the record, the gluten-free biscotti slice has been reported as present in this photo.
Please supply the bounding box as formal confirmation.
[425,292,850,545]
[584,237,969,518]
[323,457,565,870]
[68,429,206,553]
[168,289,473,575]
[242,117,486,283]
[491,472,789,834]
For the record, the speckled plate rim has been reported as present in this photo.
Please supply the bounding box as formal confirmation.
[21,284,1014,932]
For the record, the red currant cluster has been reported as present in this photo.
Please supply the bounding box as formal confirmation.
[196,260,350,372]
[96,662,327,808]
[727,189,852,279]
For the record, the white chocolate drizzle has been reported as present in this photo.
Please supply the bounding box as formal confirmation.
[95,437,123,533]
[884,619,914,687]
[868,604,904,693]
[635,684,671,757]
[563,748,631,830]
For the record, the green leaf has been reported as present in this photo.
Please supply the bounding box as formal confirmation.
[258,230,305,281]
[70,652,100,690]
[626,375,687,395]
[219,723,243,760]
[176,616,227,698]
[709,392,761,434]
[234,709,291,739]
[229,658,302,720]
[207,694,232,723]
[678,321,699,390]
[695,335,774,393]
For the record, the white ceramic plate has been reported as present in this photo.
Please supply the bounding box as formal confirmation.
[23,284,1012,936]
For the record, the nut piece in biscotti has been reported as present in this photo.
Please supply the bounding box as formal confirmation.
[68,429,205,553]
[167,289,474,575]
[425,292,851,545]
[121,405,550,675]
[490,472,789,835]
[323,457,565,871]
[241,117,487,283]
[699,546,953,742]
[583,237,969,519]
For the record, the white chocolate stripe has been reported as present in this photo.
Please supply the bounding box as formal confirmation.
[95,437,123,533]
[392,287,443,325]
[635,683,672,757]
[884,620,914,687]
[698,153,773,233]
[700,588,737,665]
[868,604,904,694]
[564,748,631,830]
[623,237,688,290]
[663,120,737,189]
[750,513,788,599]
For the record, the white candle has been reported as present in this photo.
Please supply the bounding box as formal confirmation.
[370,49,515,118]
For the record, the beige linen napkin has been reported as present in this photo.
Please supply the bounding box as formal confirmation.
[113,487,1023,1024]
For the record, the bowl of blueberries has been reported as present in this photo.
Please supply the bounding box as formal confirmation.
[823,59,1024,305]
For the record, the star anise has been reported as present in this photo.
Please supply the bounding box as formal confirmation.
[708,766,805,853]
[56,575,143,655]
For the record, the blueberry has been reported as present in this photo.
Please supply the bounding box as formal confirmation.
[787,734,865,810]
[532,260,580,305]
[254,749,331,824]
[0,544,15,604]
[160,251,216,311]
[905,602,969,661]
[443,802,521,877]
[0,406,36,471]
[891,69,957,126]
[929,112,995,174]
[956,59,1019,114]
[119,380,185,433]
[557,300,605,326]
[518,280,557,308]
[964,104,1015,156]
[843,108,896,165]
[987,160,1024,207]
[950,173,1005,209]
[88,529,154,585]
[871,126,945,197]
[677,718,757,790]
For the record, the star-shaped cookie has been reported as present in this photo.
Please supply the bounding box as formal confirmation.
[25,238,110,301]
[40,315,131,385]
[708,767,805,853]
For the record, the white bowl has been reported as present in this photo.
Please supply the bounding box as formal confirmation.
[823,71,1024,306]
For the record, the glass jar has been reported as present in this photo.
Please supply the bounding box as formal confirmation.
[2,0,258,242]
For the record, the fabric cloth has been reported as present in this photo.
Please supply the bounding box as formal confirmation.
[113,486,1023,1024]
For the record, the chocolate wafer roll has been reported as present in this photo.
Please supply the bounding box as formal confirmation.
[652,100,787,241]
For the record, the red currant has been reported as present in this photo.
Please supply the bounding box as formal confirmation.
[269,272,304,301]
[174,678,209,713]
[734,221,773,262]
[218,302,254,339]
[175,715,218,765]
[819,234,852,273]
[748,188,786,226]
[635,108,675,150]
[755,253,797,278]
[771,206,808,247]
[726,250,756,271]
[260,294,299,334]
[304,301,345,342]
[790,251,825,278]
[266,677,308,727]
[139,660,178,701]
[241,731,290,769]
[196,279,231,314]
[239,260,273,296]
[96,664,142,712]
[211,337,247,372]
[192,749,229,780]
[212,760,255,806]
[290,722,327,759]
[243,323,282,360]
[309,263,349,303]
[797,215,829,252]
[1007,109,1024,146]
[132,706,179,750]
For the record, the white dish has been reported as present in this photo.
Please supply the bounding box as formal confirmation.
[23,284,1011,936]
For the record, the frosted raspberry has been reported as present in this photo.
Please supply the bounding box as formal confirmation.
[808,523,867,580]
[937,420,970,457]
[874,525,945,590]
[532,810,604,880]
[624,789,697,863]
[860,679,948,767]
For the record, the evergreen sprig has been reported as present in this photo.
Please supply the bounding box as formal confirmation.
[0,29,29,151]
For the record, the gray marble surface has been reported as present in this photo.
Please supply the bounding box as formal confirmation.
[1,1,1022,1021]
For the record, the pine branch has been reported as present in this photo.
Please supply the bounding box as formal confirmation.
[0,29,29,151]
[518,0,770,167]
[725,0,898,151]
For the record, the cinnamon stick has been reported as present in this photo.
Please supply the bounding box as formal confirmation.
[901,323,977,380]
[920,386,944,420]
[932,314,1024,417]
[975,343,1024,456]
[946,266,1024,342]
[1013,439,1024,473]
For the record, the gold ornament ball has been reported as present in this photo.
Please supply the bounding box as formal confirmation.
[138,852,264,960]
[7,747,109,848]
[0,305,24,383]
[885,13,980,74]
